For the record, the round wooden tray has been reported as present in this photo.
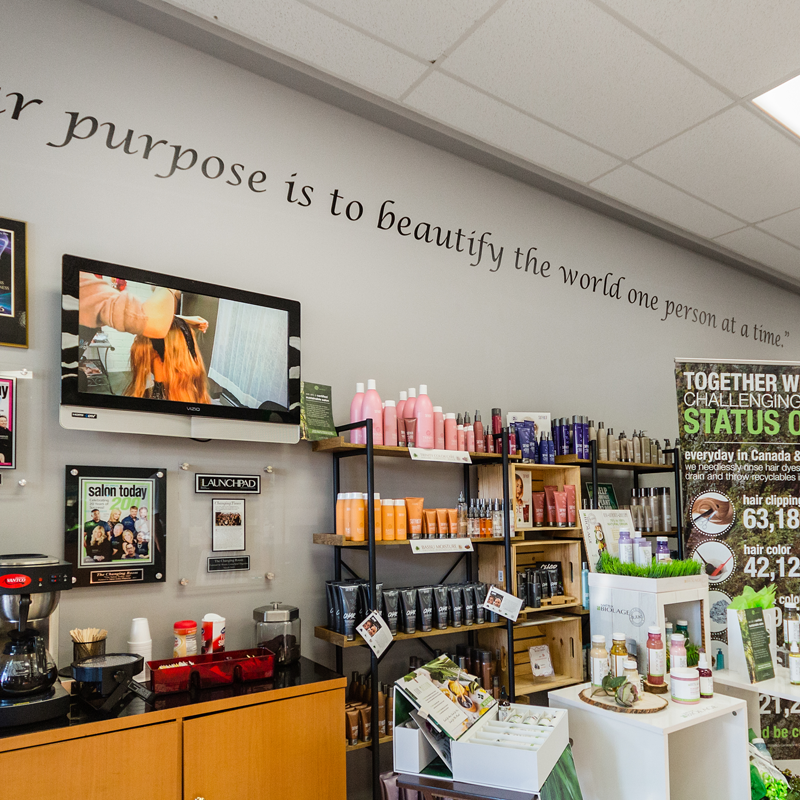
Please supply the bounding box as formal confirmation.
[579,685,668,714]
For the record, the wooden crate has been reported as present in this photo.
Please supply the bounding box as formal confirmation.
[476,539,583,607]
[477,616,583,698]
[477,462,582,536]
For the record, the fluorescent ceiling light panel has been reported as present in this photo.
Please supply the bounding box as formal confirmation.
[753,75,800,137]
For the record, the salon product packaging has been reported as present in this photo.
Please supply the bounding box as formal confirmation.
[399,588,418,634]
[406,498,424,539]
[543,486,557,526]
[531,492,545,527]
[463,584,476,626]
[553,491,568,527]
[416,586,434,632]
[564,484,577,526]
[382,589,399,635]
[337,584,360,640]
[448,585,464,627]
[433,585,449,630]
[474,583,487,624]
[394,500,408,539]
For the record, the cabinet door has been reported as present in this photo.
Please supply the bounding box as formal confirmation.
[0,721,180,800]
[183,688,345,800]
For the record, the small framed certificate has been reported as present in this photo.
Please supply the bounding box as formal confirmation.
[212,498,246,552]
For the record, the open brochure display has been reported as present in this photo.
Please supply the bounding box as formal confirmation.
[395,655,495,743]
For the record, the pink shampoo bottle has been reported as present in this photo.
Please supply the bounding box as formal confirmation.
[361,379,384,445]
[350,382,365,444]
[383,401,398,447]
[415,385,434,449]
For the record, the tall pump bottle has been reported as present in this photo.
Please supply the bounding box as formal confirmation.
[474,411,485,453]
[404,388,417,420]
[396,391,408,446]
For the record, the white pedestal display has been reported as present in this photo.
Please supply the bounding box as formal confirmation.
[549,682,748,800]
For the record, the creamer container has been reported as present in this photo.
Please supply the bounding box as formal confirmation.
[646,626,665,685]
[173,619,198,657]
[623,658,641,694]
[670,667,700,704]
[610,633,628,677]
[590,634,609,687]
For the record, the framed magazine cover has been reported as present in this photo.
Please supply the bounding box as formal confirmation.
[65,465,166,587]
[0,218,27,348]
[0,376,16,469]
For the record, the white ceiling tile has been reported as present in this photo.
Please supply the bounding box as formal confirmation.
[163,0,427,97]
[634,106,800,222]
[438,0,731,158]
[305,0,497,61]
[601,0,800,97]
[758,208,800,249]
[714,227,800,280]
[405,72,621,182]
[590,165,743,238]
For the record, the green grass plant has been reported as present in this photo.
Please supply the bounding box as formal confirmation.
[597,551,702,578]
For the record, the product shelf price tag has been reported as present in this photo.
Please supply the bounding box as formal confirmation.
[409,539,474,554]
[408,448,472,464]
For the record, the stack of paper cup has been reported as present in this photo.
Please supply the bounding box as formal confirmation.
[128,617,152,681]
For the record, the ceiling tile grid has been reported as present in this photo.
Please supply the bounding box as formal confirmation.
[160,0,800,282]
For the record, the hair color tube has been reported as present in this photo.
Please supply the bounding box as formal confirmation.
[532,492,545,527]
[406,498,424,539]
[382,589,399,635]
[543,486,557,526]
[433,585,449,630]
[553,491,568,527]
[399,588,418,634]
[448,586,463,627]
[337,583,360,640]
[416,587,434,632]
[564,484,577,526]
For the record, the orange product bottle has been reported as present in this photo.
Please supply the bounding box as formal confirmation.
[382,500,395,541]
[336,493,345,537]
[394,500,407,540]
[343,493,354,541]
[373,494,382,541]
[352,494,366,542]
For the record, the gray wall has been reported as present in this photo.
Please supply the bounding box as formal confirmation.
[2,0,799,728]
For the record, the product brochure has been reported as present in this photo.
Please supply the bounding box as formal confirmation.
[395,655,496,740]
[582,482,618,509]
[733,607,776,683]
[300,381,336,441]
[578,508,635,569]
[483,585,523,621]
[355,610,392,658]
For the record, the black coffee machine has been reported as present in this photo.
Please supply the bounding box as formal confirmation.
[0,554,72,726]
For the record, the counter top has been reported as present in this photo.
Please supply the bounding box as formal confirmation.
[0,657,344,752]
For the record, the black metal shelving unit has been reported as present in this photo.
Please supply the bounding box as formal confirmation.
[567,439,684,558]
[318,419,517,800]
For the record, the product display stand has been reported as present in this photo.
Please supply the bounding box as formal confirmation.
[557,440,684,558]
[549,682,748,800]
[714,667,799,730]
[313,424,518,800]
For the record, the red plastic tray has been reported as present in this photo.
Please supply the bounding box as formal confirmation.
[147,647,275,694]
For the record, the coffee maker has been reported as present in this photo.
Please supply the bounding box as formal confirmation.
[0,554,72,727]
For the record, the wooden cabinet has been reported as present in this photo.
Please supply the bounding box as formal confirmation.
[183,688,345,800]
[0,663,345,800]
[0,721,181,800]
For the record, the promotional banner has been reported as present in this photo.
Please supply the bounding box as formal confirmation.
[676,358,800,757]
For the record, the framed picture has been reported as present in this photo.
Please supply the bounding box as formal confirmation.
[583,481,618,509]
[65,465,167,587]
[0,218,27,348]
[0,376,16,469]
[212,498,246,552]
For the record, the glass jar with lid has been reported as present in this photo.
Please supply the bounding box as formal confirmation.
[253,602,301,665]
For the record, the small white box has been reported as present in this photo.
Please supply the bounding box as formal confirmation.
[393,720,437,775]
[451,704,568,792]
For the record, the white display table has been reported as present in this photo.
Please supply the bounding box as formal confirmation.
[715,667,798,729]
[549,682,748,800]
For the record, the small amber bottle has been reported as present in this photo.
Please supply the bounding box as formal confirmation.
[610,633,628,678]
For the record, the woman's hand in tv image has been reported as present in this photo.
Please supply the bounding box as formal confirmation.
[178,315,209,333]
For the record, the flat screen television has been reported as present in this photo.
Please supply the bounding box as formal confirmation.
[61,254,301,443]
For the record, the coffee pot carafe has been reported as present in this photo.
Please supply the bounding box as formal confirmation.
[0,628,58,697]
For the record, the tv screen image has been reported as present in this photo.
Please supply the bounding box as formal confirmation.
[61,255,301,441]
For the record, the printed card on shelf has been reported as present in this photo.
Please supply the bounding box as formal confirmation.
[410,538,474,554]
[482,585,523,622]
[408,447,472,464]
[356,611,393,658]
